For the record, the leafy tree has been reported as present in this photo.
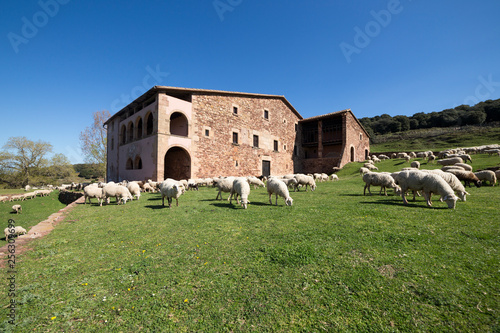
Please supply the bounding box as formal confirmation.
[80,110,110,178]
[394,115,410,131]
[1,137,53,186]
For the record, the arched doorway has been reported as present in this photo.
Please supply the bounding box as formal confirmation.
[170,112,188,136]
[350,146,355,162]
[164,147,191,180]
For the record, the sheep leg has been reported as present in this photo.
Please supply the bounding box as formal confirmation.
[168,197,172,208]
[268,193,273,205]
[401,190,409,205]
[216,190,221,200]
[162,195,165,207]
[275,194,279,206]
[423,191,432,207]
[176,198,179,206]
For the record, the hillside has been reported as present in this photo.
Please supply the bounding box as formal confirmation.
[369,125,500,153]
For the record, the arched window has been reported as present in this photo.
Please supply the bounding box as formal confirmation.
[146,113,154,135]
[134,156,142,170]
[126,158,133,170]
[170,112,188,137]
[120,125,126,145]
[127,122,134,142]
[350,146,355,162]
[136,117,143,139]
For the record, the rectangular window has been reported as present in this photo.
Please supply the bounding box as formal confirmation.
[233,106,238,115]
[264,109,269,119]
[233,132,239,144]
[273,140,278,152]
[205,129,210,137]
[253,135,259,148]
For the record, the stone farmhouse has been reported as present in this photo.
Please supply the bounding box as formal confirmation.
[104,86,370,182]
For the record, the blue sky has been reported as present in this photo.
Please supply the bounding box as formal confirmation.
[1,0,499,163]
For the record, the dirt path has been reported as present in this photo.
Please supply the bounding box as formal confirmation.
[0,196,85,268]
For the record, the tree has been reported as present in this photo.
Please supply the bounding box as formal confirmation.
[1,137,53,186]
[80,110,110,178]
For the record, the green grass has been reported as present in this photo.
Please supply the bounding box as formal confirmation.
[370,126,500,153]
[1,192,66,246]
[1,156,499,332]
[0,189,26,195]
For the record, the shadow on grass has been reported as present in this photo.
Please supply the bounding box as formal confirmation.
[144,205,169,210]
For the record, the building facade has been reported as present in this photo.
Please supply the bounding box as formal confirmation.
[104,86,370,182]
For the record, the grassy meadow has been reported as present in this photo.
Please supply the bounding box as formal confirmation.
[1,155,499,332]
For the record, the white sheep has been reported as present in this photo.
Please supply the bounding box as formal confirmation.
[160,180,184,208]
[230,177,251,209]
[394,171,458,209]
[474,170,497,186]
[4,226,27,240]
[454,163,472,171]
[410,161,420,169]
[421,169,469,202]
[247,176,265,189]
[330,174,339,181]
[293,174,316,192]
[83,185,105,206]
[103,184,133,204]
[359,167,371,175]
[362,172,401,196]
[127,182,142,200]
[441,165,465,172]
[281,177,298,188]
[12,204,22,214]
[266,178,293,206]
[363,163,378,171]
[436,157,464,166]
[214,177,236,200]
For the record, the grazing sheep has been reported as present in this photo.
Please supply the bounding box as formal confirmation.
[281,177,298,189]
[394,171,459,209]
[362,172,401,196]
[359,167,371,175]
[83,185,105,206]
[214,176,236,200]
[266,178,293,206]
[436,157,464,166]
[293,174,316,192]
[441,165,465,172]
[454,163,473,171]
[421,169,469,202]
[36,189,52,197]
[103,184,133,204]
[230,177,251,209]
[127,182,142,200]
[160,180,184,208]
[247,176,265,189]
[427,154,436,163]
[22,192,37,200]
[474,170,497,186]
[0,195,9,203]
[363,163,379,171]
[446,169,482,188]
[410,161,420,169]
[142,183,155,193]
[4,226,27,240]
[12,204,22,214]
[330,174,339,181]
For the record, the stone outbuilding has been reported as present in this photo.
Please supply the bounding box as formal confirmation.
[104,86,370,182]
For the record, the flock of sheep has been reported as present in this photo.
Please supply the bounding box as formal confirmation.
[81,172,329,210]
[362,145,499,209]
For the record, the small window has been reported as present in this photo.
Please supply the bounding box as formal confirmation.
[232,132,239,144]
[233,106,238,115]
[235,160,239,167]
[205,129,210,137]
[264,109,269,120]
[126,158,133,170]
[274,140,278,152]
[360,133,363,140]
[253,135,259,148]
[295,123,298,131]
[284,144,287,151]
